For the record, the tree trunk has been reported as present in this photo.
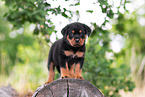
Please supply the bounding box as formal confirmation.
[0,85,19,97]
[33,79,104,97]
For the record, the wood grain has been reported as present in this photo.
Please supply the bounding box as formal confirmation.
[32,79,104,97]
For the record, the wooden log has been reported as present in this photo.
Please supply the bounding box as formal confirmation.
[33,79,104,97]
[0,85,19,97]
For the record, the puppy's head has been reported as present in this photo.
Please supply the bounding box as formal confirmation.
[61,22,92,47]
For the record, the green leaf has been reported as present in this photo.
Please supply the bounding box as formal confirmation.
[62,12,69,18]
[75,2,80,6]
[86,10,93,13]
[33,27,39,35]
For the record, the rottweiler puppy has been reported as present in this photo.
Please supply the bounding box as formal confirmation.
[45,22,92,84]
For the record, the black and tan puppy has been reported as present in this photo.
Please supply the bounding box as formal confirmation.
[45,22,91,84]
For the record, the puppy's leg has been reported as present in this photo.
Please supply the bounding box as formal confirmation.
[60,59,71,78]
[75,63,84,79]
[75,57,84,80]
[69,63,75,78]
[45,62,55,84]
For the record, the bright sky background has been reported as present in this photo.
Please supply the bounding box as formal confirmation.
[46,0,145,53]
[7,0,145,53]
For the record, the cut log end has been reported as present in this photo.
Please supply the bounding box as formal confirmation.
[0,85,19,97]
[33,79,104,97]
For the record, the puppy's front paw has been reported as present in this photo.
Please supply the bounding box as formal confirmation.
[45,80,52,84]
[69,73,75,78]
[61,75,71,79]
[75,75,84,80]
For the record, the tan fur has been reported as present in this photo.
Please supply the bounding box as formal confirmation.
[69,64,75,78]
[72,30,75,33]
[67,35,75,46]
[79,35,86,46]
[64,51,74,56]
[75,51,84,57]
[67,35,86,47]
[75,63,84,79]
[45,62,55,84]
[64,50,84,58]
[61,63,71,78]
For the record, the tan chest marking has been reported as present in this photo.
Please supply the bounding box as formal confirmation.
[64,51,84,58]
[64,51,74,56]
[75,51,84,57]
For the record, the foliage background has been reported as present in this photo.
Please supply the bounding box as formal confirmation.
[0,0,145,96]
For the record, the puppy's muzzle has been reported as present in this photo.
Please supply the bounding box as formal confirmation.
[75,39,79,43]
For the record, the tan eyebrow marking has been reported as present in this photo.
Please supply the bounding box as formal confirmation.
[72,30,75,33]
[79,30,82,33]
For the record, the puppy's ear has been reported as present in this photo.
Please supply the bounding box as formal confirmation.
[83,24,92,37]
[61,25,69,37]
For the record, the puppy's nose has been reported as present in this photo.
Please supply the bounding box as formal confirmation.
[75,39,79,43]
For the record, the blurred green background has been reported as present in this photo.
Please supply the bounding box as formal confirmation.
[0,0,145,97]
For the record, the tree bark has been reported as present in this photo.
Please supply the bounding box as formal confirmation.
[33,79,104,97]
[0,85,19,97]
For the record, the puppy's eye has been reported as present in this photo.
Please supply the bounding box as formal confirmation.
[70,33,73,36]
